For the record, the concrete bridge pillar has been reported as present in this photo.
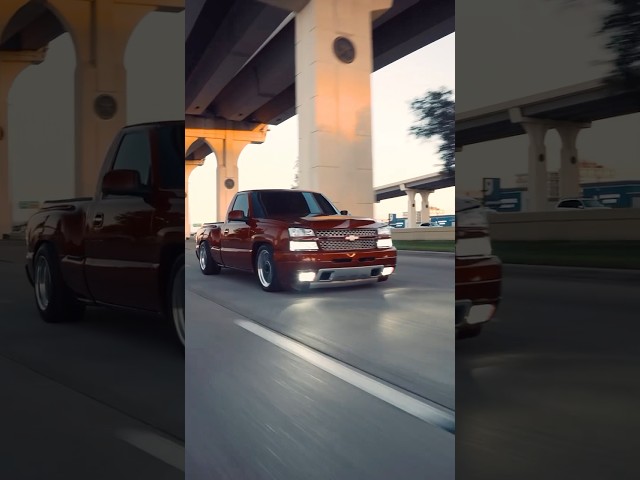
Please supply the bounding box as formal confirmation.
[48,0,155,197]
[185,135,202,239]
[186,127,267,223]
[557,124,588,199]
[522,122,549,211]
[0,49,47,237]
[291,0,392,217]
[419,190,434,225]
[400,186,418,228]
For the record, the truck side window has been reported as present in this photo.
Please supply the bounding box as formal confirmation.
[156,124,184,189]
[112,131,152,186]
[231,193,249,218]
[250,192,265,218]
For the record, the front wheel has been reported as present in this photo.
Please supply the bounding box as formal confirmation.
[33,243,84,323]
[198,241,221,275]
[168,253,185,348]
[255,245,283,292]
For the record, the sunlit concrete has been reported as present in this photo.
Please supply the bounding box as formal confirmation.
[185,126,267,226]
[292,0,392,218]
[0,0,184,236]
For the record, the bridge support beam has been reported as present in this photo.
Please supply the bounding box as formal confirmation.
[522,122,549,211]
[400,186,433,227]
[419,190,434,225]
[185,135,203,238]
[557,124,587,199]
[293,0,392,217]
[0,49,47,238]
[186,128,267,223]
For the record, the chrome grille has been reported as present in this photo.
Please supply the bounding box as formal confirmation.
[315,229,377,238]
[318,239,377,251]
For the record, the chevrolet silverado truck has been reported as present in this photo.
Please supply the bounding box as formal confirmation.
[455,196,502,338]
[194,189,397,291]
[24,120,186,347]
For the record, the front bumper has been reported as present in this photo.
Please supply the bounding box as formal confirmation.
[274,247,397,288]
[456,255,502,329]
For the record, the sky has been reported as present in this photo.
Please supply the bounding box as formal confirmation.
[189,33,456,225]
[455,0,640,194]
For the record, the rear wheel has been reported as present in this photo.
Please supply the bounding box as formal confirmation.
[255,245,283,292]
[167,253,185,348]
[33,243,84,323]
[198,241,221,275]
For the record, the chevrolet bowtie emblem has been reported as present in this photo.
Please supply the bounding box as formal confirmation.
[345,235,359,241]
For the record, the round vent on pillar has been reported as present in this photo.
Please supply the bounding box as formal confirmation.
[224,179,235,189]
[333,37,356,64]
[94,94,117,120]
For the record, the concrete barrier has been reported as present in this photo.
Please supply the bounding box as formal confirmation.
[391,227,455,241]
[488,209,640,241]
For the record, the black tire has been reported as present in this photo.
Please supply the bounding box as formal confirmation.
[255,245,283,292]
[167,253,185,348]
[198,241,221,275]
[378,275,390,282]
[32,243,85,323]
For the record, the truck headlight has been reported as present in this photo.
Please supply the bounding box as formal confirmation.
[377,226,391,237]
[377,238,393,248]
[290,241,319,251]
[288,227,315,238]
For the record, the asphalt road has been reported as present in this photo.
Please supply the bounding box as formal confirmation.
[456,264,640,480]
[0,241,184,479]
[186,245,456,480]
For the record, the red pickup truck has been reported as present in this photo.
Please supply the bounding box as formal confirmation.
[24,120,186,347]
[194,189,397,291]
[455,196,502,338]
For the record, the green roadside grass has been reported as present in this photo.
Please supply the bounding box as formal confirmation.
[492,241,640,269]
[393,240,455,252]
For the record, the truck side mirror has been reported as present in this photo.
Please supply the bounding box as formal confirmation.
[102,169,148,196]
[228,210,246,222]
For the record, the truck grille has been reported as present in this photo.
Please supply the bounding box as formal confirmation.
[319,239,377,251]
[315,229,377,238]
[315,229,378,251]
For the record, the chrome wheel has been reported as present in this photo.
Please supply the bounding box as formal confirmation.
[34,255,52,311]
[257,250,273,287]
[171,263,185,347]
[199,243,207,270]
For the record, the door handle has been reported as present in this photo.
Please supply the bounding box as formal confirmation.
[93,213,104,228]
[223,229,229,235]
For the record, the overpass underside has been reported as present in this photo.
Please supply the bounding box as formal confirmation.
[185,0,455,220]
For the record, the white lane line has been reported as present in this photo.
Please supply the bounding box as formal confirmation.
[116,428,185,471]
[234,319,455,434]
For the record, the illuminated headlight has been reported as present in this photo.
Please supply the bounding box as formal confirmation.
[377,226,391,237]
[381,266,395,276]
[467,305,495,324]
[288,227,315,238]
[377,238,394,248]
[290,240,319,251]
[298,271,316,282]
[456,237,492,257]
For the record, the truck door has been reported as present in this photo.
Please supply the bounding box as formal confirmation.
[221,192,253,271]
[84,126,157,310]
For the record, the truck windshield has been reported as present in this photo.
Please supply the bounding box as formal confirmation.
[256,191,339,217]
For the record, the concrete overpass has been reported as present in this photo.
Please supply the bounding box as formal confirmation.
[184,0,454,232]
[455,76,640,211]
[0,0,184,237]
[375,172,454,227]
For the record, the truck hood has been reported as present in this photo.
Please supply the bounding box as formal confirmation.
[279,215,383,230]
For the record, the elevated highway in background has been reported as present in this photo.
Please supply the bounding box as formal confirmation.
[455,75,640,210]
[186,0,454,126]
[455,76,640,148]
[375,172,454,227]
